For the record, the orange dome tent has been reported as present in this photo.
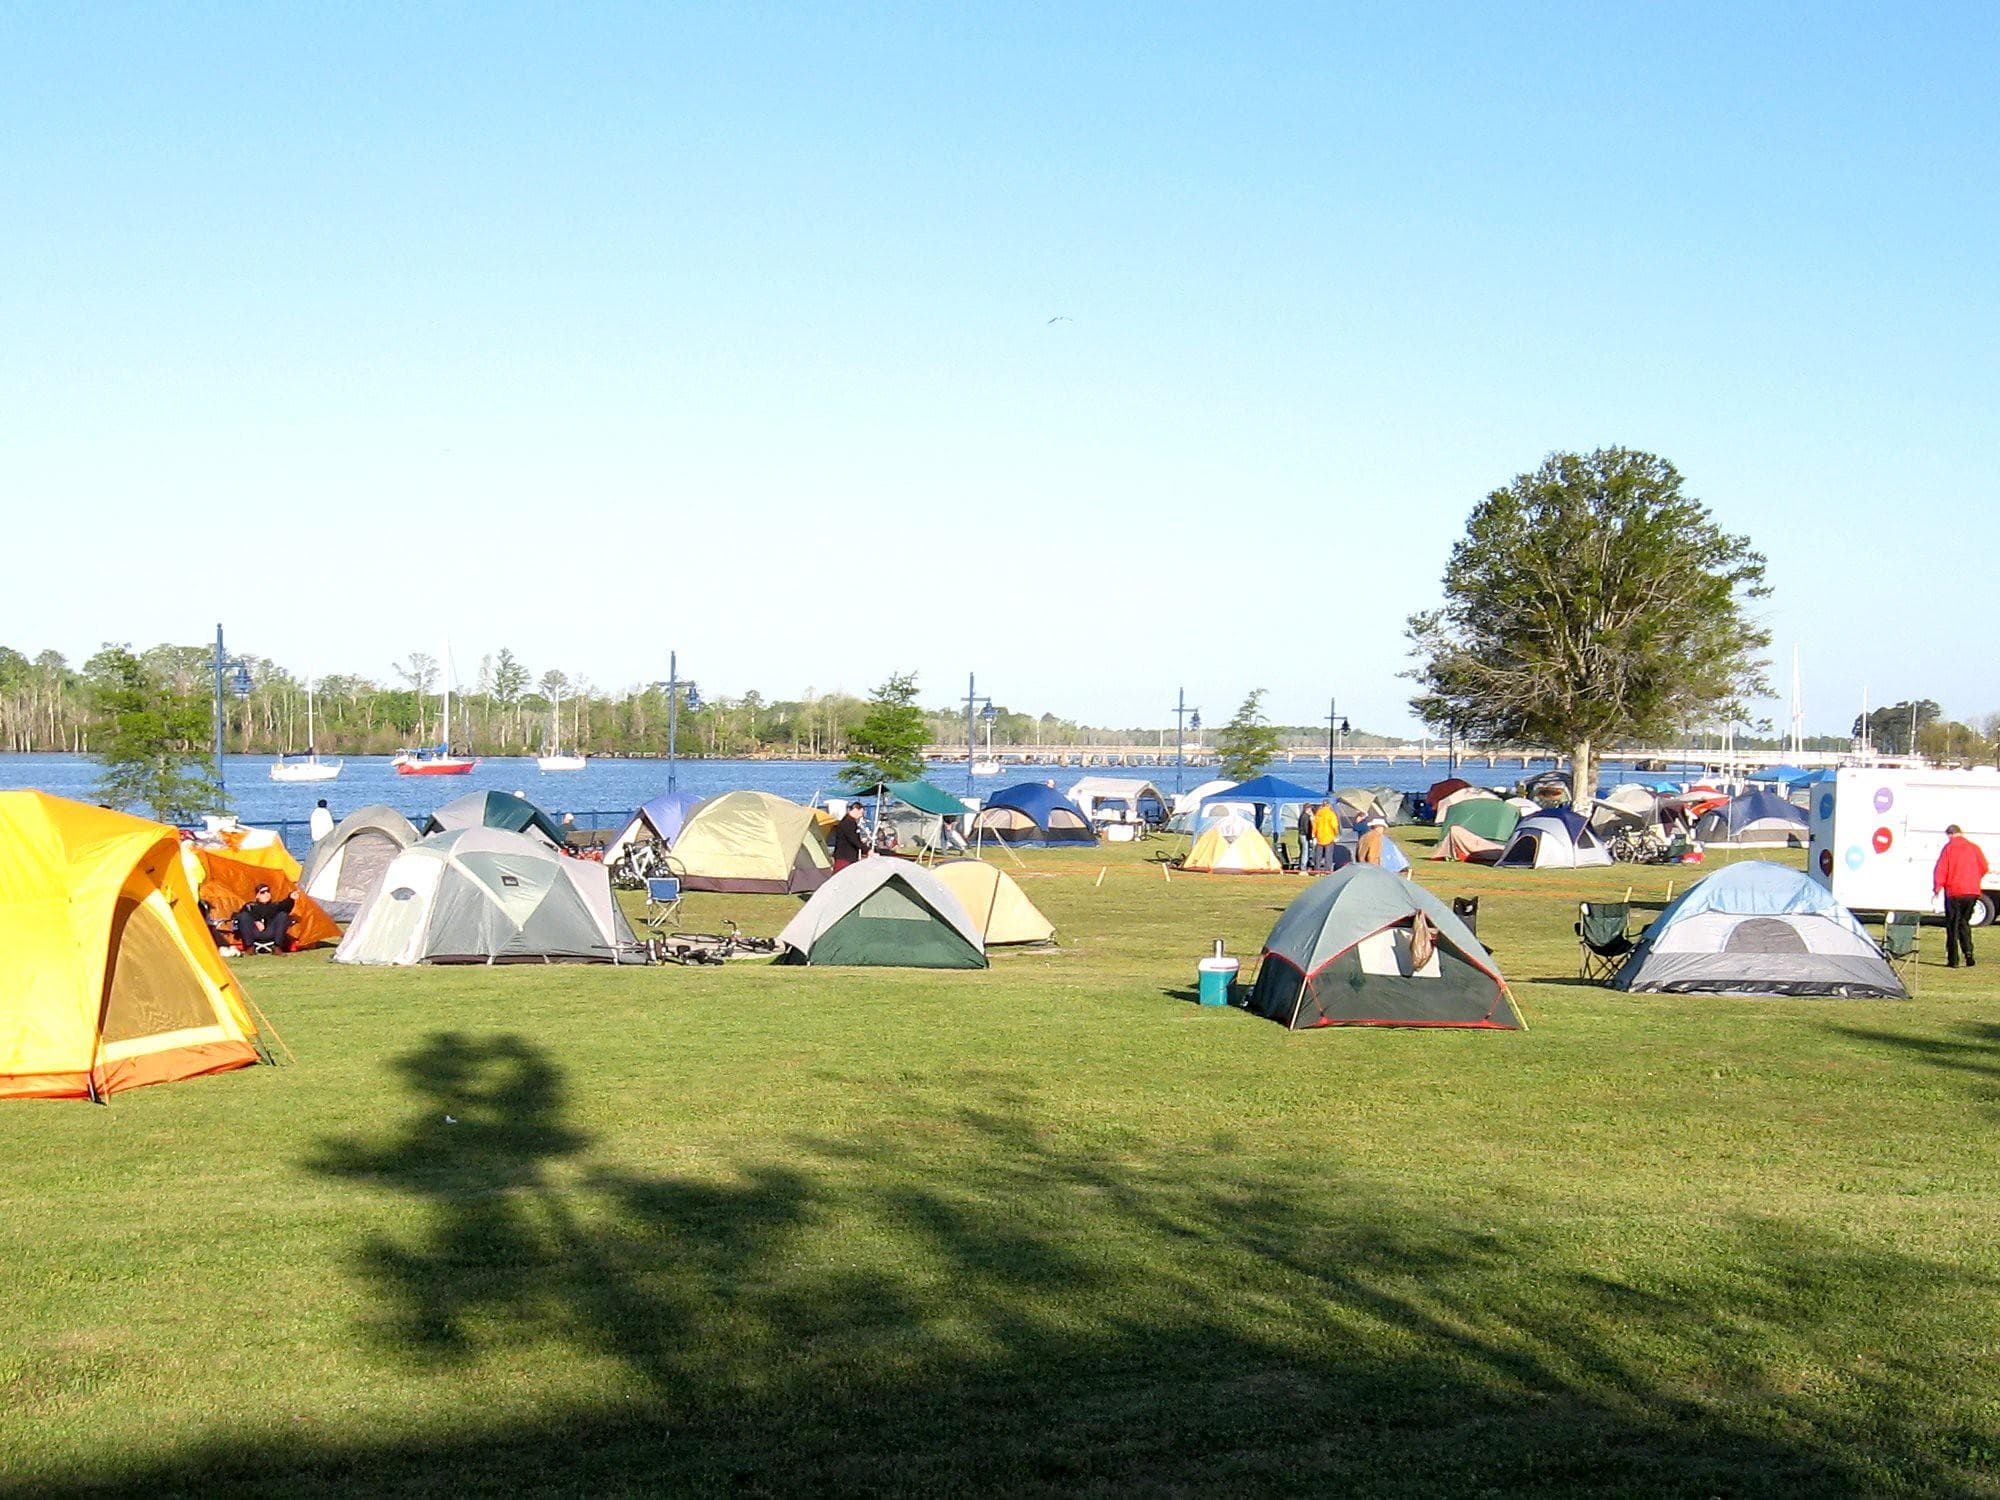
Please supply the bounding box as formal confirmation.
[182,842,340,950]
[0,793,263,1100]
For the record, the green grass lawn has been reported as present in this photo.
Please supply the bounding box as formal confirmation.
[6,834,2000,1496]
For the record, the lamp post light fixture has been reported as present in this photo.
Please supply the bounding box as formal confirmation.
[652,652,700,793]
[1172,688,1202,796]
[962,673,994,797]
[1323,697,1351,796]
[211,623,253,812]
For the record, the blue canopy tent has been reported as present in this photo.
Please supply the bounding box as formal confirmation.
[1202,774,1340,839]
[1695,789,1810,846]
[1748,765,1812,787]
[970,783,1098,846]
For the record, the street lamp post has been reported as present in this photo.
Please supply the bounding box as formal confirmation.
[1172,688,1202,796]
[1323,697,1350,796]
[211,623,252,811]
[655,652,700,794]
[962,673,994,797]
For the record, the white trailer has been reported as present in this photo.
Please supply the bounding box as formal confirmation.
[1807,767,2000,925]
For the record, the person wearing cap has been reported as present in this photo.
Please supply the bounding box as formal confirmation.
[1934,825,1990,968]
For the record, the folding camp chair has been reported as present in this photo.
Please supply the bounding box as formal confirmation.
[642,876,683,934]
[1577,900,1635,981]
[1881,911,1920,993]
[1451,895,1481,936]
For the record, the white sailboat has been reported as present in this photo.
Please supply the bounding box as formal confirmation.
[270,680,343,782]
[537,687,586,772]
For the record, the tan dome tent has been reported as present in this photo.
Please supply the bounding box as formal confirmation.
[929,860,1055,945]
[1183,822,1283,874]
[777,860,986,968]
[0,793,263,1100]
[299,804,419,921]
[672,791,832,894]
[335,828,638,965]
[1247,865,1521,1030]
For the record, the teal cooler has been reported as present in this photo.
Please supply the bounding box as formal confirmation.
[1197,955,1240,1006]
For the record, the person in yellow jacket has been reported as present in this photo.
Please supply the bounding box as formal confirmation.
[1310,801,1341,872]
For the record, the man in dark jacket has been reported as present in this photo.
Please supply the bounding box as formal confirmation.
[233,884,297,953]
[1934,825,1990,968]
[830,803,869,873]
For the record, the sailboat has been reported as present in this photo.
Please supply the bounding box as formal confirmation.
[395,649,477,776]
[270,679,343,782]
[536,688,586,772]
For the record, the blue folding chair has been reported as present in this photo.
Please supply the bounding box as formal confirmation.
[643,876,683,934]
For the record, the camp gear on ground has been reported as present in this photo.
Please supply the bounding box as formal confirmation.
[335,828,639,965]
[299,804,420,922]
[672,791,833,893]
[776,860,987,968]
[1611,861,1905,998]
[0,792,262,1100]
[1197,953,1238,1005]
[1247,865,1521,1029]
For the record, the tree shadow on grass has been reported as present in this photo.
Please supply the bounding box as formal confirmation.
[1832,1021,2000,1101]
[32,1031,2000,1497]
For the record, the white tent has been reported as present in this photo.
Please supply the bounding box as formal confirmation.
[1496,811,1612,869]
[1065,777,1168,828]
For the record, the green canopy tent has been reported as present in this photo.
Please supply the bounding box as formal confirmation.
[776,860,987,968]
[875,779,975,856]
[1246,865,1521,1029]
[1438,797,1520,844]
[422,790,569,851]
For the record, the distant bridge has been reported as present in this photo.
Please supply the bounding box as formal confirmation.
[924,744,1852,773]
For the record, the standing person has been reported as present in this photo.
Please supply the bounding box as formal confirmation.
[1295,803,1316,873]
[1934,824,1990,968]
[309,798,335,843]
[1355,818,1386,865]
[1311,800,1340,873]
[831,802,869,873]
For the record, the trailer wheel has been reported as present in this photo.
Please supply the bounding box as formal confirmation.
[1972,894,1998,928]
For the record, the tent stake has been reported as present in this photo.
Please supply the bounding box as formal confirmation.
[245,996,297,1066]
[1095,866,1106,888]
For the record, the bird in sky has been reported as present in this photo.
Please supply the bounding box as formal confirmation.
[1047,315,1072,324]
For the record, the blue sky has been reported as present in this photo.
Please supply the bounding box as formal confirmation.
[3,3,1993,735]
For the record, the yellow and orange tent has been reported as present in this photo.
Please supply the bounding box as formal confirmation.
[0,792,262,1101]
[182,843,340,950]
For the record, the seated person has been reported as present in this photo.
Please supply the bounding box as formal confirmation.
[232,883,296,953]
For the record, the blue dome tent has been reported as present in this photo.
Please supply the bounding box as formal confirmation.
[970,783,1097,846]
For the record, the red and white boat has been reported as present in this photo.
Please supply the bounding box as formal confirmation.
[394,652,477,775]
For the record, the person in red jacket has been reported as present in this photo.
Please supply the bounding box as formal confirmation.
[1933,825,1990,968]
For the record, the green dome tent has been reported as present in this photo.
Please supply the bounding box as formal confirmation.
[776,860,987,968]
[1439,797,1519,844]
[1246,866,1521,1029]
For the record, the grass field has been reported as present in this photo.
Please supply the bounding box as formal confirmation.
[6,832,2000,1496]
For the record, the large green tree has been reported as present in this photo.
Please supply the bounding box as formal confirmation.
[1216,689,1281,782]
[841,672,927,788]
[1853,700,1940,756]
[86,645,224,821]
[1408,449,1769,805]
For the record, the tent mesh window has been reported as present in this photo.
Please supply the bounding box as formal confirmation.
[1721,916,1811,956]
[336,831,401,905]
[101,896,215,1043]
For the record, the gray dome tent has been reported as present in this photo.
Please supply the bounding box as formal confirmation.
[298,804,420,921]
[1246,866,1522,1029]
[1612,861,1904,999]
[334,828,639,965]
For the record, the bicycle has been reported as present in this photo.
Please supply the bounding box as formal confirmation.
[651,919,782,966]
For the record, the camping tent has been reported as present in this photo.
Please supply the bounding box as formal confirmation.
[1364,787,1418,826]
[1524,770,1573,806]
[0,793,262,1100]
[1430,825,1504,863]
[776,860,986,968]
[1496,808,1612,869]
[299,804,419,921]
[185,844,340,950]
[1588,784,1661,837]
[187,817,303,881]
[422,790,568,850]
[1170,779,1244,831]
[875,779,974,855]
[1246,865,1521,1029]
[971,784,1098,846]
[1065,777,1168,828]
[1202,775,1328,836]
[1694,790,1810,847]
[1439,798,1519,844]
[1334,788,1380,825]
[1183,822,1284,874]
[1430,782,1500,822]
[672,791,833,893]
[602,791,700,869]
[928,860,1055,945]
[334,828,638,965]
[1612,861,1905,998]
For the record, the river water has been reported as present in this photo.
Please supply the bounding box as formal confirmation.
[0,751,1595,850]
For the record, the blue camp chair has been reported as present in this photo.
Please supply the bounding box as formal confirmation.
[643,876,683,934]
